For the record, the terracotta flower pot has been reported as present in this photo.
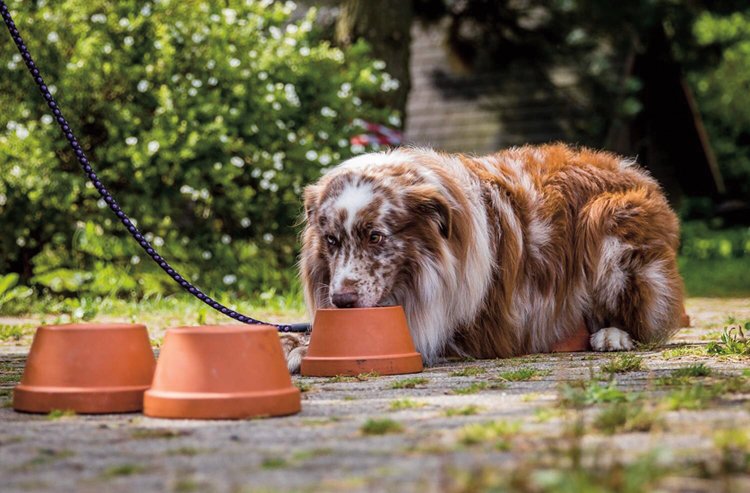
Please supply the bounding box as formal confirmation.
[143,325,300,419]
[301,306,424,377]
[13,323,156,414]
[549,319,591,353]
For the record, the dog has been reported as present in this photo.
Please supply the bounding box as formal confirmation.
[283,144,684,372]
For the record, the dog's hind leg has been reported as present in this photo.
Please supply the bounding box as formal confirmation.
[579,189,684,350]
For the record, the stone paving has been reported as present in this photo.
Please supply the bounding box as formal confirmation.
[1,298,750,492]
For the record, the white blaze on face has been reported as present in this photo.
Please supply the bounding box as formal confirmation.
[333,182,374,233]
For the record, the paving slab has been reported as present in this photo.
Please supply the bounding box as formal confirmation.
[1,297,749,492]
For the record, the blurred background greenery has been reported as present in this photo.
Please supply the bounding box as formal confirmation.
[0,0,748,320]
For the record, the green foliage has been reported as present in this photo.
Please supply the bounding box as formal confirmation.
[360,418,403,435]
[499,367,551,381]
[389,377,429,389]
[450,366,486,377]
[458,420,519,447]
[706,325,750,356]
[388,398,425,411]
[558,381,633,409]
[593,402,659,435]
[600,354,645,374]
[0,274,33,312]
[691,9,750,198]
[0,1,397,302]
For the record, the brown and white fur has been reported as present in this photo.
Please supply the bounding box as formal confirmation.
[284,144,684,372]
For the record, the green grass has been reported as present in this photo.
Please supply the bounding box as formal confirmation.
[600,354,645,374]
[444,405,483,416]
[388,398,425,411]
[656,363,713,386]
[295,381,314,393]
[360,418,403,435]
[101,463,145,478]
[458,420,520,448]
[450,366,486,377]
[261,457,288,469]
[451,382,488,395]
[706,325,750,356]
[679,257,750,297]
[593,402,660,435]
[46,409,76,420]
[558,381,634,409]
[498,367,551,381]
[661,345,706,359]
[389,377,429,389]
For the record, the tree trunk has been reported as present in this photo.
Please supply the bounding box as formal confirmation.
[336,0,413,128]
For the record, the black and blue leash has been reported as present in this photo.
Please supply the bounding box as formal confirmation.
[1,2,310,333]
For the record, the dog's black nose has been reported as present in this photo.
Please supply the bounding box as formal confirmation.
[332,291,359,308]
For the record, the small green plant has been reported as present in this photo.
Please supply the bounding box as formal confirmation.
[593,402,659,435]
[450,366,486,377]
[390,377,429,389]
[600,354,645,374]
[451,382,488,395]
[101,463,145,478]
[444,405,483,417]
[295,381,314,393]
[46,409,76,420]
[664,383,716,410]
[498,367,550,381]
[458,420,520,448]
[360,418,403,435]
[558,381,632,409]
[661,346,706,359]
[656,363,712,386]
[706,325,750,356]
[0,324,29,341]
[388,399,425,411]
[261,457,288,469]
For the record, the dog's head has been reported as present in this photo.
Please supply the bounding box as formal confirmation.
[300,153,453,310]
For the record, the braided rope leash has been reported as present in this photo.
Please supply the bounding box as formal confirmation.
[1,2,309,333]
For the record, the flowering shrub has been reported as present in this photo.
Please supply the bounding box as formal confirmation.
[0,0,398,300]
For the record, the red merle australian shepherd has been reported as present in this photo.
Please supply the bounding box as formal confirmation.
[282,144,684,372]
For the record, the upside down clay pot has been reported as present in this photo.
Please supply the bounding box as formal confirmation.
[549,318,591,353]
[13,323,156,414]
[301,306,424,377]
[143,325,300,419]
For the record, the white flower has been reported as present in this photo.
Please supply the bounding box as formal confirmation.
[299,46,310,57]
[208,77,218,86]
[258,71,268,80]
[388,114,402,127]
[140,5,152,16]
[16,237,26,247]
[130,255,141,265]
[305,150,318,161]
[192,79,203,88]
[222,8,237,24]
[317,131,329,140]
[206,59,216,69]
[230,156,244,168]
[15,126,29,140]
[263,233,274,243]
[91,14,107,23]
[201,251,213,260]
[97,198,106,208]
[137,80,149,92]
[0,193,6,206]
[351,144,365,154]
[319,154,332,165]
[124,36,134,47]
[286,132,297,142]
[222,274,237,285]
[153,237,164,247]
[47,31,59,43]
[188,88,198,97]
[125,136,138,146]
[119,18,130,28]
[103,44,112,54]
[147,141,160,154]
[320,106,337,118]
[154,40,162,50]
[240,217,252,228]
[213,162,222,170]
[221,234,232,244]
[229,58,241,68]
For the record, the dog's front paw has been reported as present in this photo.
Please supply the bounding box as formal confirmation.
[279,333,310,374]
[590,327,635,351]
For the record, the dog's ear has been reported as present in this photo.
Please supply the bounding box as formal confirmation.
[302,184,321,221]
[407,186,452,239]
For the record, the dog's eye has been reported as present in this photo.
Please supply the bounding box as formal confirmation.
[369,231,384,245]
[325,235,339,247]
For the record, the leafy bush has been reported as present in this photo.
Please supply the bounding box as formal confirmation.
[0,0,397,303]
